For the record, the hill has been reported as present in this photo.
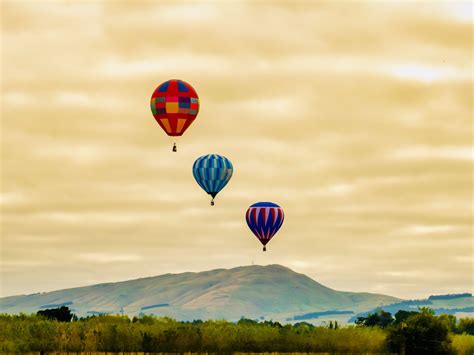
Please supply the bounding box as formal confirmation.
[348,293,473,323]
[0,264,399,321]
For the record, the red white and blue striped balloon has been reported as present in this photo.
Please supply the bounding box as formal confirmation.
[245,202,284,251]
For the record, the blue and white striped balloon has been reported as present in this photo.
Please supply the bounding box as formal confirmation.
[192,154,233,205]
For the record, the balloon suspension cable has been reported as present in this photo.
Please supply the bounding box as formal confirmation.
[210,198,215,206]
[263,245,266,252]
[172,142,177,152]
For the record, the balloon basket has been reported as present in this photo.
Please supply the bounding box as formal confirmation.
[172,143,177,152]
[263,246,266,252]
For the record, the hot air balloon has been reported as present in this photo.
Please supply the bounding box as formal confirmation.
[150,79,199,152]
[246,202,284,251]
[192,154,233,206]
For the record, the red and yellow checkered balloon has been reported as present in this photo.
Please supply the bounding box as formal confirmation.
[150,79,199,137]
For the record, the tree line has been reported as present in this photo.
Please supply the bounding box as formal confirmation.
[0,306,473,354]
[355,307,474,354]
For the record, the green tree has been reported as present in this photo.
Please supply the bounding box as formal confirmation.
[419,306,436,315]
[456,318,474,335]
[439,314,457,332]
[37,306,74,322]
[0,312,389,353]
[394,310,419,324]
[387,311,454,355]
[28,320,59,351]
[293,321,314,335]
[356,310,393,328]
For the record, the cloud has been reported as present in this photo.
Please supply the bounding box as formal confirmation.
[380,63,470,82]
[395,225,459,236]
[97,55,231,78]
[53,92,95,107]
[77,253,144,264]
[2,92,35,105]
[390,146,473,161]
[0,192,27,206]
[26,211,166,224]
[0,1,471,298]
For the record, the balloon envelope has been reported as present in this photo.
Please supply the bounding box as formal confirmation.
[246,202,284,249]
[150,79,199,136]
[193,154,233,199]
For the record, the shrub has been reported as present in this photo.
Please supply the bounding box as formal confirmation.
[452,334,474,355]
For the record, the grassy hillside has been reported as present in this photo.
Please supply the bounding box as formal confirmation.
[0,264,399,321]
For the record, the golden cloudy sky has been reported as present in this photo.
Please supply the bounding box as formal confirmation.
[1,1,472,298]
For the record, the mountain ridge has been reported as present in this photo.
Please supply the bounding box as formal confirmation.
[0,264,399,321]
[2,264,470,323]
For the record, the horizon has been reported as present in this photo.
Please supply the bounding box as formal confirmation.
[1,1,472,300]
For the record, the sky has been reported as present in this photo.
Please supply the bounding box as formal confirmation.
[1,1,472,299]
